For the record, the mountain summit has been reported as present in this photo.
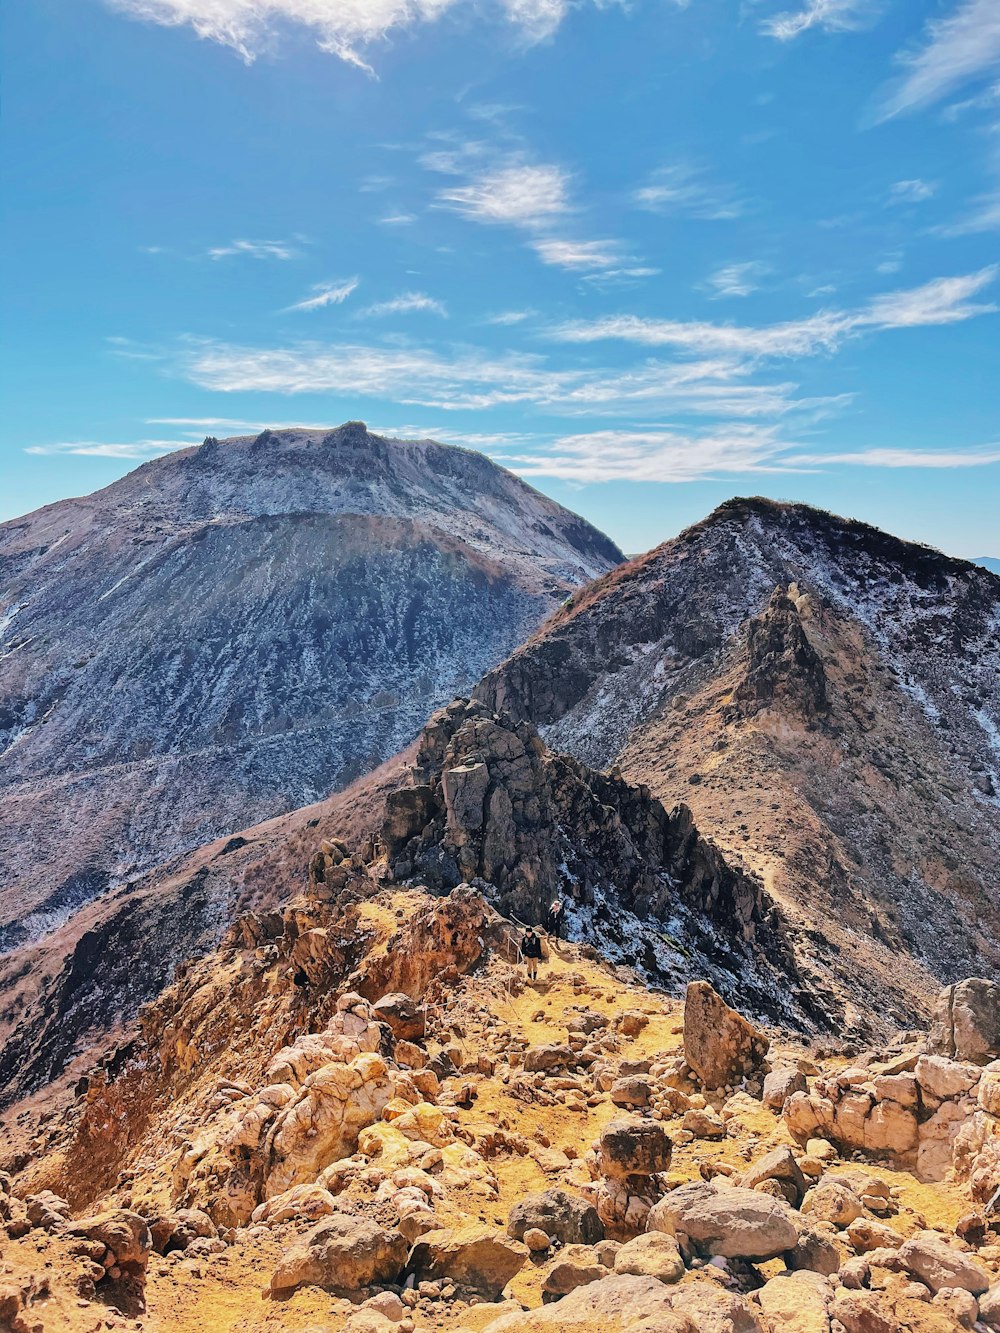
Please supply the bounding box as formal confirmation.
[477,496,1000,1030]
[0,424,622,954]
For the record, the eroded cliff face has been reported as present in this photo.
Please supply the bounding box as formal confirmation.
[0,423,623,958]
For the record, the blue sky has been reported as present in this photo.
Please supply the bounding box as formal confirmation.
[3,0,1000,557]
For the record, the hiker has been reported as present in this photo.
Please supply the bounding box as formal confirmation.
[547,896,564,940]
[522,926,543,981]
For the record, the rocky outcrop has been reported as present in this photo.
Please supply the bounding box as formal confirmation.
[584,1117,673,1234]
[379,698,810,1027]
[731,586,828,721]
[928,978,1000,1066]
[682,981,770,1089]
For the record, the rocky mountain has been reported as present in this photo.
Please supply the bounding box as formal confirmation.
[475,496,1000,1030]
[0,422,622,954]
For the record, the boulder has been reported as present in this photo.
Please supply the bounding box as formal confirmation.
[756,1270,832,1333]
[612,1231,684,1283]
[647,1181,798,1260]
[800,1180,863,1227]
[897,1231,990,1295]
[980,1284,1000,1330]
[683,982,769,1090]
[927,979,1000,1066]
[915,1054,980,1102]
[541,1244,610,1297]
[479,1273,705,1331]
[269,1213,407,1295]
[372,993,426,1043]
[669,1284,767,1332]
[763,1067,807,1111]
[407,1225,528,1300]
[739,1147,807,1207]
[508,1189,604,1246]
[25,1191,70,1231]
[596,1117,672,1180]
[64,1210,152,1279]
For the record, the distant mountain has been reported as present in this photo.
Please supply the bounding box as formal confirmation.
[976,556,1000,575]
[477,497,1000,1033]
[0,423,622,955]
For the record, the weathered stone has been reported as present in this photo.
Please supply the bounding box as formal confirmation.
[480,1273,743,1331]
[64,1211,152,1279]
[756,1270,832,1333]
[915,1054,980,1102]
[508,1189,604,1246]
[683,982,769,1090]
[763,1067,807,1110]
[739,1147,807,1207]
[647,1181,798,1260]
[928,979,1000,1067]
[372,993,426,1043]
[897,1231,990,1295]
[407,1225,528,1300]
[612,1231,684,1283]
[596,1118,672,1180]
[541,1245,609,1297]
[269,1214,407,1295]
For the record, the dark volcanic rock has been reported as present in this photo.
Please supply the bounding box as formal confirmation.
[377,698,812,1026]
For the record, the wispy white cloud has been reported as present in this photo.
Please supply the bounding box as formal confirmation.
[498,0,567,42]
[509,425,797,483]
[704,261,769,299]
[889,178,937,204]
[503,431,1000,484]
[878,0,1000,120]
[361,291,448,317]
[633,164,746,220]
[531,237,626,270]
[786,446,1000,468]
[761,0,868,42]
[106,0,510,72]
[378,212,417,226]
[207,238,298,260]
[939,191,1000,235]
[437,161,571,227]
[285,277,360,312]
[166,332,852,424]
[554,267,998,357]
[146,416,270,428]
[484,309,536,325]
[25,439,188,459]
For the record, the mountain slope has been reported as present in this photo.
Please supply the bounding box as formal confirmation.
[0,423,622,952]
[476,497,1000,1025]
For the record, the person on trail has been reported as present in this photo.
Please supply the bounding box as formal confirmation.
[522,926,543,981]
[547,896,564,940]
